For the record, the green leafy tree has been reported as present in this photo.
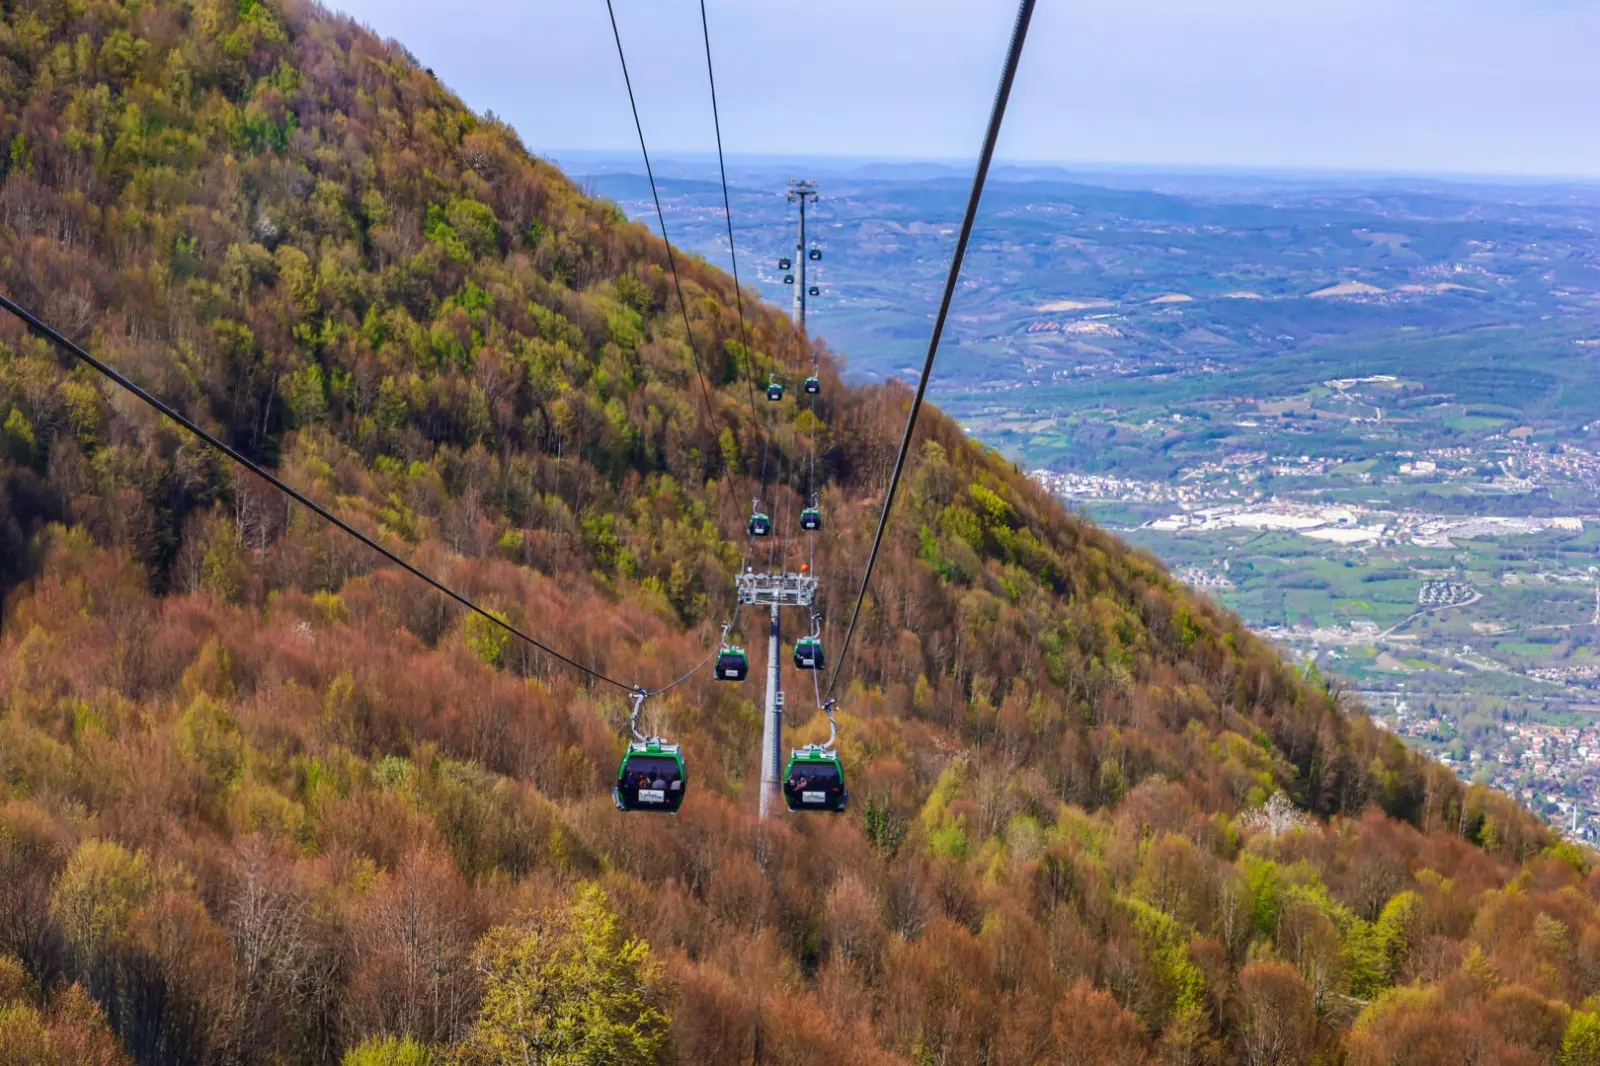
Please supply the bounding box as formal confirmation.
[464,611,511,669]
[459,884,670,1066]
[1564,1012,1600,1066]
[200,521,246,603]
[2,408,36,466]
[176,694,247,792]
[283,363,328,425]
[7,131,31,173]
[1372,890,1420,984]
[49,840,154,962]
[864,796,908,855]
[0,956,33,1005]
[0,1003,54,1064]
[342,1036,432,1066]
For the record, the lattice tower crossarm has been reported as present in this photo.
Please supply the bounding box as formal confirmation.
[736,570,817,608]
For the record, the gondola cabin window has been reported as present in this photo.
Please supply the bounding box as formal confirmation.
[783,752,848,813]
[614,750,687,813]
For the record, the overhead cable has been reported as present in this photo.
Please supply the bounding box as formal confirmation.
[697,0,763,442]
[603,0,749,517]
[826,0,1037,699]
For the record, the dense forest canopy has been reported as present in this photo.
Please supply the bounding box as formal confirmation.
[0,0,1594,1064]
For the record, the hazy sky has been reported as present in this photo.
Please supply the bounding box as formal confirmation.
[329,0,1600,178]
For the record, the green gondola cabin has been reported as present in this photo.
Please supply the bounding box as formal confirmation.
[783,747,848,812]
[793,636,825,670]
[800,507,823,531]
[808,248,822,261]
[716,646,749,681]
[749,512,773,537]
[804,376,821,395]
[614,741,686,813]
[808,286,820,297]
[767,382,785,402]
[779,257,792,270]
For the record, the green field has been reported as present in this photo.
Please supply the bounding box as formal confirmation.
[1107,517,1600,709]
[946,320,1600,478]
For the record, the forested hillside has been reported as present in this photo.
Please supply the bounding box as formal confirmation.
[0,1,1593,1064]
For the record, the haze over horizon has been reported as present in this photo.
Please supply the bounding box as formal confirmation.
[331,0,1600,180]
[544,149,1600,188]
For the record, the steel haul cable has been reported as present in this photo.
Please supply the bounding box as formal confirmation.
[696,0,772,536]
[604,0,762,564]
[825,0,1037,701]
[603,0,721,443]
[0,291,641,695]
[696,1,820,692]
[698,0,754,388]
[807,388,818,577]
[607,0,785,671]
[607,0,830,681]
[611,0,799,669]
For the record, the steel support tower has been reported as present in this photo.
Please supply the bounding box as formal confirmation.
[736,569,818,818]
[787,179,818,332]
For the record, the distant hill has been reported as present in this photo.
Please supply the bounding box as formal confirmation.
[0,2,1589,1065]
[1309,281,1386,298]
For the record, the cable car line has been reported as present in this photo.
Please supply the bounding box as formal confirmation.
[0,290,644,696]
[604,0,826,803]
[696,0,770,518]
[691,8,787,577]
[697,0,754,389]
[824,0,1036,701]
[607,0,792,707]
[698,0,838,795]
[780,474,795,574]
[604,0,718,420]
[603,0,754,547]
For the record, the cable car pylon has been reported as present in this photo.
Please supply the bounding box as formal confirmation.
[736,566,819,818]
[787,179,819,333]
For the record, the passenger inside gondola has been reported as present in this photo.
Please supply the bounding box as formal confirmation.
[793,636,825,670]
[616,755,685,812]
[784,759,845,810]
[716,646,749,681]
